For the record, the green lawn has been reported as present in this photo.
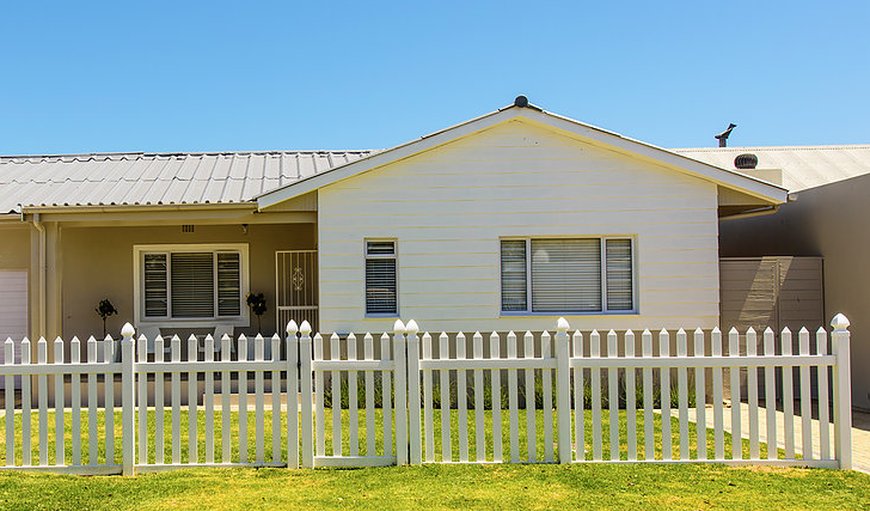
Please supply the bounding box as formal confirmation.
[0,409,868,510]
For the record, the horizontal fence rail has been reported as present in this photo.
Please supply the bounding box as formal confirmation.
[0,315,854,475]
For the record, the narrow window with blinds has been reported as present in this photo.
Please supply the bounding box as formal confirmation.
[141,248,244,320]
[500,237,635,314]
[365,240,398,315]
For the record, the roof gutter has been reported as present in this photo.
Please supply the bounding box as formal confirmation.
[720,205,780,221]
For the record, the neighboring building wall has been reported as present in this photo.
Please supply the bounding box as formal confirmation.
[60,223,316,341]
[318,119,721,334]
[720,173,870,410]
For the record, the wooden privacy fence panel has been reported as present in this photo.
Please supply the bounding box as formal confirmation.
[0,315,855,475]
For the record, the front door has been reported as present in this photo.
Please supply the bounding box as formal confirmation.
[275,250,318,333]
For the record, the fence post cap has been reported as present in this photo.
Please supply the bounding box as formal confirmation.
[299,320,312,335]
[406,319,419,335]
[831,313,850,330]
[286,320,298,335]
[121,323,135,338]
[393,319,406,334]
[556,317,570,333]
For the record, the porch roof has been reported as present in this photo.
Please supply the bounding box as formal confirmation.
[0,150,376,215]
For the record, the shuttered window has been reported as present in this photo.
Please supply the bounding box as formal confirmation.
[605,239,634,311]
[365,240,397,315]
[500,237,635,313]
[141,248,243,320]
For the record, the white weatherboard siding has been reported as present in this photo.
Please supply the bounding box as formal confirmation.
[0,271,27,389]
[317,120,720,333]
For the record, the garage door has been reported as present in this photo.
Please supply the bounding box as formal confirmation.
[0,271,28,390]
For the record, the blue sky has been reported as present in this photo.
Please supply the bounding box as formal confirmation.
[1,1,868,154]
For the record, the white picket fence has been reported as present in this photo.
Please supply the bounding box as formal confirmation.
[0,315,854,475]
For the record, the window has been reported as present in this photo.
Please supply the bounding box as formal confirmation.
[500,238,635,314]
[135,244,248,323]
[365,240,397,315]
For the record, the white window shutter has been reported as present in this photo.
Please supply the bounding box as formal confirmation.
[143,253,168,317]
[500,240,528,311]
[217,252,241,316]
[605,239,634,311]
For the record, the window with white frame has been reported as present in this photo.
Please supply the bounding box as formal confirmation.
[500,237,635,313]
[135,244,248,322]
[365,240,398,315]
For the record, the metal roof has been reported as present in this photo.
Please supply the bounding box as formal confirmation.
[674,145,870,192]
[0,151,375,214]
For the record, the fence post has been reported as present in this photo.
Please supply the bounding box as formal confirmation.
[286,320,299,469]
[120,323,136,476]
[831,313,852,470]
[555,318,572,464]
[299,320,314,468]
[406,320,422,465]
[393,320,408,465]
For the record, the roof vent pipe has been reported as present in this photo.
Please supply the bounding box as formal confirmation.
[714,123,737,147]
[514,95,529,108]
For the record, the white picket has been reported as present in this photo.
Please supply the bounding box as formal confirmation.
[438,332,451,462]
[763,328,777,460]
[473,332,486,462]
[369,333,381,458]
[238,334,249,463]
[624,330,636,461]
[780,328,794,459]
[457,332,469,462]
[220,334,231,463]
[607,330,619,461]
[799,327,812,461]
[393,321,408,466]
[676,329,688,461]
[4,338,13,467]
[541,331,553,463]
[188,335,200,464]
[523,331,536,463]
[693,328,706,460]
[490,332,503,463]
[330,333,342,457]
[590,330,602,461]
[572,330,585,462]
[380,332,393,458]
[38,338,48,466]
[817,327,830,460]
[288,321,301,469]
[746,328,760,459]
[205,335,215,464]
[21,337,31,467]
[104,335,115,465]
[299,322,313,468]
[171,335,181,465]
[422,333,434,462]
[728,328,742,460]
[314,333,325,458]
[137,334,148,466]
[507,331,519,463]
[254,334,265,464]
[641,330,653,461]
[406,322,421,465]
[659,329,672,461]
[156,335,166,465]
[711,328,724,460]
[54,337,65,466]
[348,333,359,458]
[271,334,281,463]
[71,336,81,466]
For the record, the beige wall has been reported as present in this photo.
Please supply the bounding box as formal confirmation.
[720,173,870,410]
[317,119,722,334]
[60,223,316,341]
[0,226,30,269]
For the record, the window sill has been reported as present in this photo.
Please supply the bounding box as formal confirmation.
[499,311,639,317]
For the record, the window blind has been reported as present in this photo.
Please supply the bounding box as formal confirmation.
[170,252,215,318]
[500,240,528,311]
[530,239,602,313]
[606,239,633,311]
[217,252,241,316]
[365,241,397,315]
[143,253,168,317]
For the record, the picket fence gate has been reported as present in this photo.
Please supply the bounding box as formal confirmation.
[0,315,854,475]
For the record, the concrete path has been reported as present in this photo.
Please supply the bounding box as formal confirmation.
[679,404,870,473]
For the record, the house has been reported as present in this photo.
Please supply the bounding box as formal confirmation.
[0,97,787,366]
[677,144,870,411]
